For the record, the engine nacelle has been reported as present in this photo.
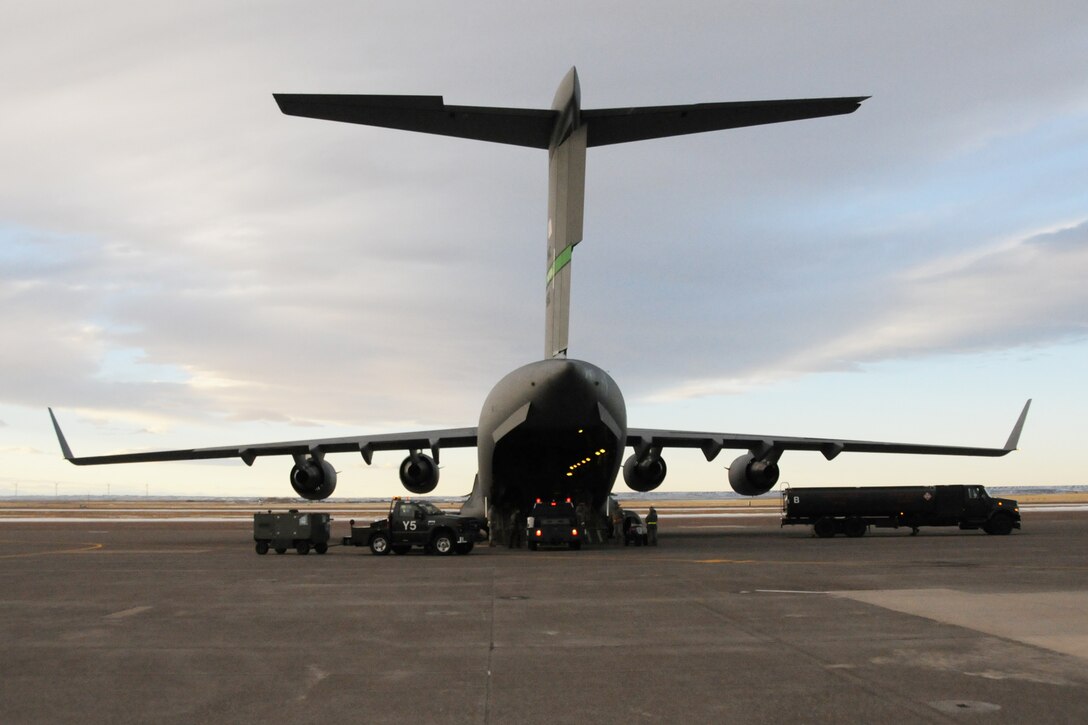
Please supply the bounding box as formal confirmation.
[623,453,667,493]
[290,457,338,500]
[399,452,439,495]
[727,453,780,497]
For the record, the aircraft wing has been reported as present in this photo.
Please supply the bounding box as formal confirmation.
[627,399,1031,462]
[48,409,477,467]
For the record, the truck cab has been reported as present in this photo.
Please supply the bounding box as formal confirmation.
[964,485,993,519]
[963,485,1021,534]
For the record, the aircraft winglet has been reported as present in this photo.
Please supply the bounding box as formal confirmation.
[1003,399,1032,451]
[48,408,75,461]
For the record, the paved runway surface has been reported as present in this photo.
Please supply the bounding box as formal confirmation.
[1,507,1086,724]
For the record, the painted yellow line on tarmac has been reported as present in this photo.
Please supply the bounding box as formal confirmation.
[0,542,104,559]
[87,549,217,555]
[691,557,881,567]
[695,558,759,564]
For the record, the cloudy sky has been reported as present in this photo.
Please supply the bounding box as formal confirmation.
[2,1,1086,498]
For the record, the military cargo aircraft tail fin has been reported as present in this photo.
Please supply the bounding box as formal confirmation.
[274,70,867,359]
[544,68,585,359]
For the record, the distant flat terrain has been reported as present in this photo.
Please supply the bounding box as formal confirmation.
[0,492,1083,521]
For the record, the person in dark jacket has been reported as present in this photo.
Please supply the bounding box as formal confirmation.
[507,508,522,548]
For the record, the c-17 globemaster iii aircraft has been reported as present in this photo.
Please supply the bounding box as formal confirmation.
[49,68,1030,535]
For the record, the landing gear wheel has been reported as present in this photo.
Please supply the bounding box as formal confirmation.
[370,533,391,555]
[315,543,328,555]
[814,518,836,538]
[296,541,310,555]
[454,542,474,555]
[255,541,269,555]
[432,532,454,556]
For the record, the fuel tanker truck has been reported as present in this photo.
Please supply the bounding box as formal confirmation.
[782,484,1020,537]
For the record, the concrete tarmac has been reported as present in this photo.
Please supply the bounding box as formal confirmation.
[1,506,1086,724]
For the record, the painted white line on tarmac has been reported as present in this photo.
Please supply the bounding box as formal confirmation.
[1022,505,1088,512]
[105,606,153,620]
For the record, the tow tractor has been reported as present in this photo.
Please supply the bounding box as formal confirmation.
[343,497,486,555]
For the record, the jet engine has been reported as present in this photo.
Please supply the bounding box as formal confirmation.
[623,452,667,493]
[727,453,780,496]
[399,452,439,495]
[290,456,338,500]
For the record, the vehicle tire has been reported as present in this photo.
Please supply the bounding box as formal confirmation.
[570,541,581,551]
[454,542,474,555]
[814,518,836,538]
[844,518,867,538]
[432,531,455,556]
[296,541,310,555]
[255,541,269,555]
[315,543,328,555]
[275,547,287,555]
[370,533,391,555]
[984,514,1014,536]
[392,545,411,555]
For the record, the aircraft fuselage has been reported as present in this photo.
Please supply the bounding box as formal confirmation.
[471,358,625,517]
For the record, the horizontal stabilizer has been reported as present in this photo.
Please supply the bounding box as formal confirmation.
[274,93,868,151]
[583,96,869,147]
[274,94,557,148]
